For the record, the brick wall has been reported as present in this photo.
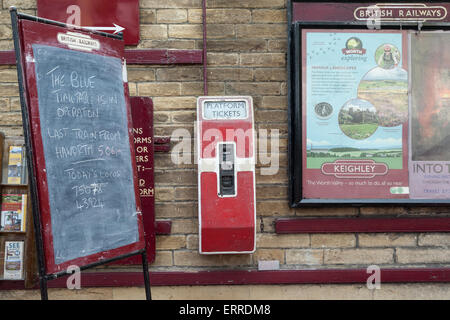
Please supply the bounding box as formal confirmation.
[0,0,449,278]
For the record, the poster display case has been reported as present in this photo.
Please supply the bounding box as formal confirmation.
[289,22,450,206]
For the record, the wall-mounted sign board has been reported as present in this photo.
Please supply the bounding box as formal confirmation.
[10,9,150,299]
[37,0,140,45]
[288,1,450,206]
[291,2,450,23]
[113,97,155,265]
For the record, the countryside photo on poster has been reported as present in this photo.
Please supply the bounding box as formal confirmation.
[302,30,409,199]
[410,32,450,199]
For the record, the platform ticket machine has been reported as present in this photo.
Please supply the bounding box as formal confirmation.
[197,96,256,254]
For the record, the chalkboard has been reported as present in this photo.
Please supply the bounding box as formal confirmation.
[33,45,139,264]
[13,16,145,275]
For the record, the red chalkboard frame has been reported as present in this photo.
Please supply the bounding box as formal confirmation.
[10,8,150,299]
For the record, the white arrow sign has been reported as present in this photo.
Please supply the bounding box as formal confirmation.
[83,23,125,34]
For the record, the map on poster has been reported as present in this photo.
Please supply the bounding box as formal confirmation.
[302,30,410,199]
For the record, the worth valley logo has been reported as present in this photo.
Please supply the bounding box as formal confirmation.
[342,37,366,55]
[354,3,447,22]
[321,160,388,179]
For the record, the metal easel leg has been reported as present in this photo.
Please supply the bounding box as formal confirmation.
[40,276,48,300]
[141,250,152,300]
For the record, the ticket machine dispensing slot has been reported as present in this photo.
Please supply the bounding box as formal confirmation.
[197,96,256,254]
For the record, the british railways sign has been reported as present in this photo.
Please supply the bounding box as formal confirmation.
[354,3,447,22]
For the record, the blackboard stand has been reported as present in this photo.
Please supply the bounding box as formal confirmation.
[10,7,152,300]
[37,249,151,300]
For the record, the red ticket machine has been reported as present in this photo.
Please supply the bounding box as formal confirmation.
[197,96,256,254]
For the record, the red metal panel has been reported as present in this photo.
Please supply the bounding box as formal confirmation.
[37,0,140,45]
[275,217,450,233]
[131,97,155,262]
[17,18,145,275]
[113,97,155,265]
[200,120,254,159]
[200,172,255,252]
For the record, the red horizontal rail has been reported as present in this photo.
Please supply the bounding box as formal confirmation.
[0,49,203,65]
[276,217,450,234]
[148,268,450,286]
[154,137,171,145]
[0,280,27,290]
[154,136,171,153]
[125,49,202,65]
[154,145,170,153]
[0,51,16,65]
[1,268,449,290]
